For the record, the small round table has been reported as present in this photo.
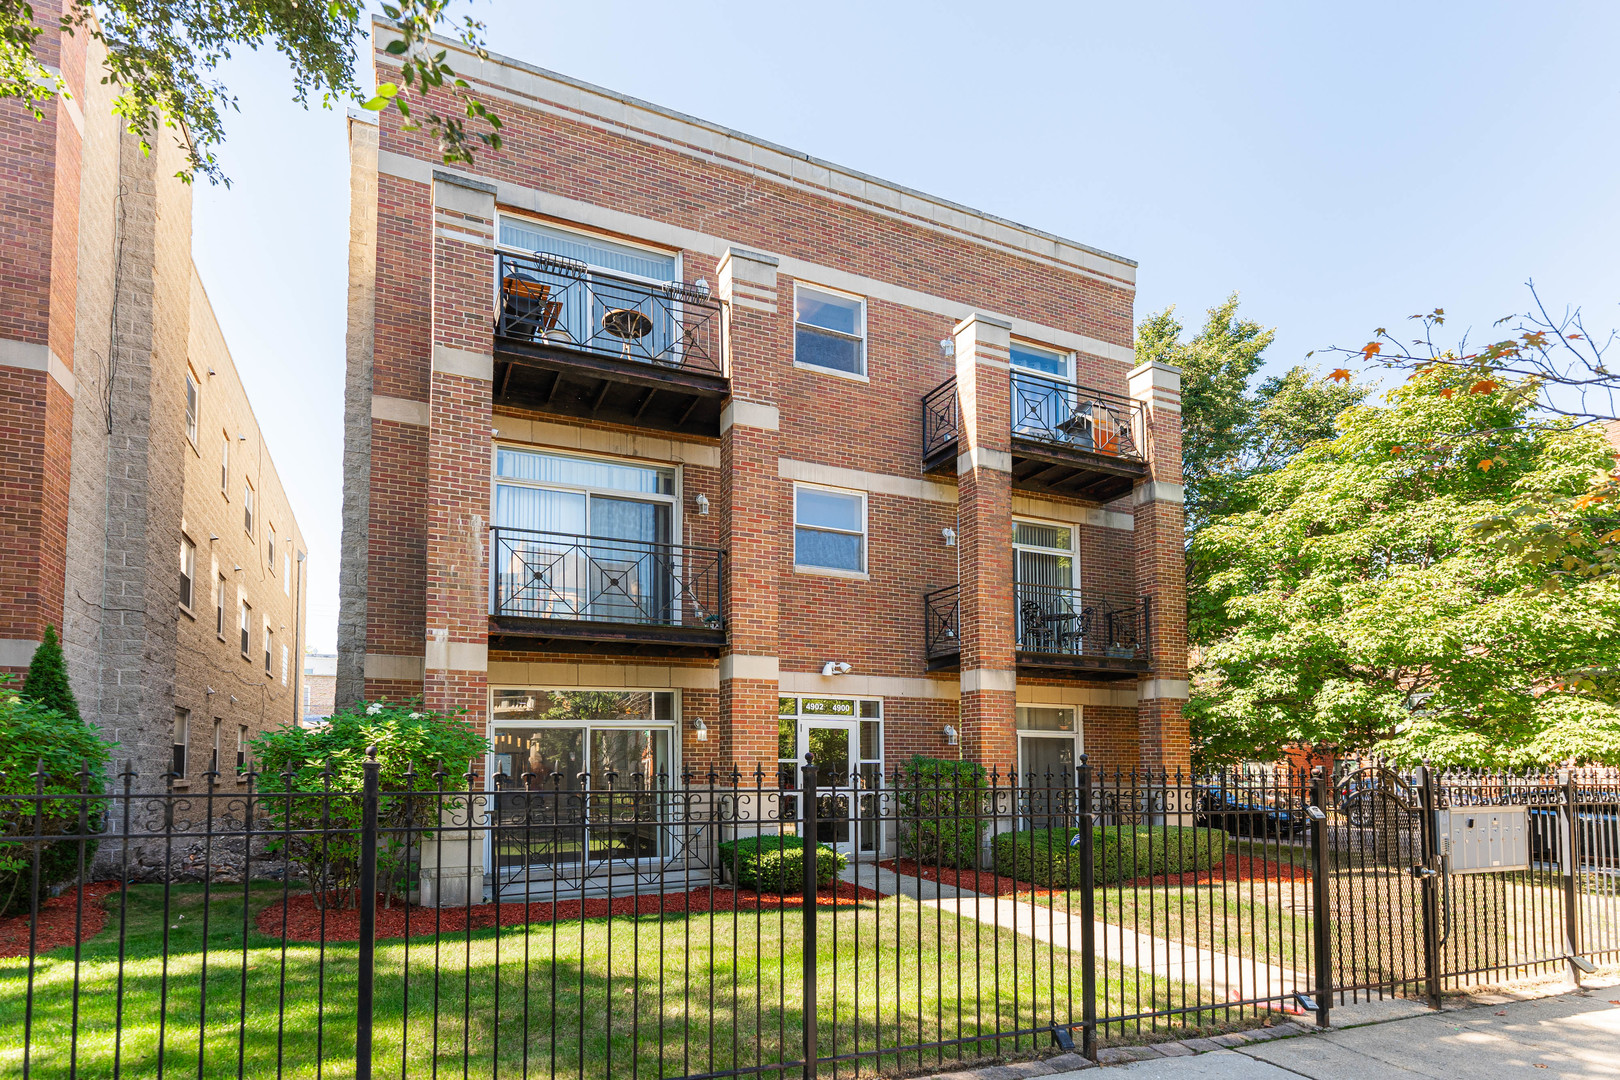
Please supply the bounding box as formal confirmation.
[601,308,654,359]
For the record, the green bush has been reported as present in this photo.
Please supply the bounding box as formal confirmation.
[897,756,988,868]
[716,834,846,892]
[251,699,488,908]
[0,675,112,916]
[991,825,1227,888]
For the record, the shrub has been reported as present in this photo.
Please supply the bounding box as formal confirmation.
[991,825,1227,888]
[716,834,846,892]
[0,677,111,916]
[896,756,988,868]
[251,699,488,908]
[21,626,82,725]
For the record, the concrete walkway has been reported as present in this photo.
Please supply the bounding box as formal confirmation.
[843,862,1306,1006]
[1084,985,1620,1078]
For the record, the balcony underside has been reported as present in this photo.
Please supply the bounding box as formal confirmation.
[922,436,1147,502]
[493,338,729,439]
[488,615,726,659]
[925,648,1149,681]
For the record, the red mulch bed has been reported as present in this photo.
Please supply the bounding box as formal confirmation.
[256,881,881,944]
[880,854,1308,899]
[0,882,121,959]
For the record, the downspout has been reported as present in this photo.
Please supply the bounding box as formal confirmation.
[293,549,305,727]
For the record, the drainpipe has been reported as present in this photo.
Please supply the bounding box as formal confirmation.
[293,550,305,727]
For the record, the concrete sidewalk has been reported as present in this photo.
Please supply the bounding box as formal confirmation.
[1081,985,1620,1079]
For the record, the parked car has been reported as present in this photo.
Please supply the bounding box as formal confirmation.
[1526,793,1620,866]
[1194,782,1309,838]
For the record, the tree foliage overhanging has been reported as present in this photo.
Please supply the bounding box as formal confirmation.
[1188,367,1620,768]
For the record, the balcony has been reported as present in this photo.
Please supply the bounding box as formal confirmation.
[923,583,1151,680]
[489,527,726,657]
[922,372,1148,501]
[492,252,729,438]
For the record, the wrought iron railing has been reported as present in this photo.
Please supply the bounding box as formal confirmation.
[494,251,725,376]
[1011,371,1144,458]
[490,526,725,630]
[923,583,961,660]
[922,377,960,460]
[1014,582,1150,660]
[921,372,1146,464]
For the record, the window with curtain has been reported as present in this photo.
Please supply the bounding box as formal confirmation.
[1013,521,1077,652]
[499,219,676,281]
[1010,343,1077,445]
[794,486,865,572]
[794,285,866,376]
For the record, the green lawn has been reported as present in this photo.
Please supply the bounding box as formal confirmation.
[0,884,1204,1079]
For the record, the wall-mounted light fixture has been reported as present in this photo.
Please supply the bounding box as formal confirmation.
[693,277,710,297]
[209,533,219,541]
[695,493,710,516]
[942,725,959,746]
[941,527,957,547]
[821,661,852,677]
[939,338,955,359]
[692,718,708,742]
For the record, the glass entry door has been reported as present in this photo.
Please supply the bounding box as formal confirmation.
[1017,705,1081,830]
[777,696,883,856]
[801,719,857,852]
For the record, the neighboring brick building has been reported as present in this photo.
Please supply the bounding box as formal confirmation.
[303,652,337,725]
[0,2,308,784]
[338,26,1188,868]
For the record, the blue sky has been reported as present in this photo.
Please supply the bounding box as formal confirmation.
[190,1,1620,652]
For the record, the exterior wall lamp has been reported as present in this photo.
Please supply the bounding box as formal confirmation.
[941,527,956,547]
[943,725,959,746]
[695,493,710,515]
[821,661,851,676]
[692,718,708,741]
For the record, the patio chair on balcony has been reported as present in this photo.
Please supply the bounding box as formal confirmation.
[500,272,565,342]
[1020,599,1054,652]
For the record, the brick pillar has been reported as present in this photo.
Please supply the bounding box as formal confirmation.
[0,1,84,670]
[954,314,1017,770]
[1128,359,1189,771]
[423,173,495,755]
[716,247,783,778]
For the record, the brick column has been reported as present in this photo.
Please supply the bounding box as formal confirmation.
[716,247,783,777]
[953,314,1017,770]
[423,173,495,748]
[0,2,83,670]
[1128,359,1189,771]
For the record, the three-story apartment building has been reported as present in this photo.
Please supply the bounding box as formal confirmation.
[338,25,1187,876]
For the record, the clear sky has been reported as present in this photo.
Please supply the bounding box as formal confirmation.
[190,1,1620,653]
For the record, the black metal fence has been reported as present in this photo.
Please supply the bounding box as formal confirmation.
[489,526,726,630]
[2,760,1616,1078]
[495,252,724,375]
[921,584,1150,664]
[1009,373,1143,459]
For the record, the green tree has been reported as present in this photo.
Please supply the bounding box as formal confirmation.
[21,624,81,725]
[1188,368,1620,768]
[1,0,500,184]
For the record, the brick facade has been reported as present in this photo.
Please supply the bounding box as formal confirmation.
[0,2,308,785]
[337,24,1190,815]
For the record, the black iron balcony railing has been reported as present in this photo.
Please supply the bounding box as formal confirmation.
[494,252,725,376]
[490,527,725,631]
[923,584,961,661]
[920,373,1147,463]
[1015,583,1149,660]
[1011,372,1143,456]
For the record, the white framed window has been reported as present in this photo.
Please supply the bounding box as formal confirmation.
[184,371,199,445]
[220,432,230,495]
[216,573,226,638]
[243,483,254,537]
[172,708,189,779]
[267,525,276,570]
[794,284,866,378]
[178,535,196,611]
[236,725,249,777]
[239,599,250,658]
[264,623,273,675]
[1010,340,1071,382]
[1013,520,1078,653]
[210,719,221,777]
[793,484,866,574]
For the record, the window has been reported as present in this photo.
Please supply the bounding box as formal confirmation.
[216,574,226,638]
[794,285,865,376]
[283,551,291,596]
[488,689,677,870]
[1016,705,1082,828]
[172,709,189,779]
[243,483,254,536]
[264,623,273,675]
[220,433,230,494]
[1010,341,1070,381]
[210,720,221,777]
[281,644,289,685]
[1013,521,1078,653]
[178,536,195,610]
[268,525,276,569]
[239,600,250,658]
[793,485,866,573]
[236,725,248,776]
[184,372,199,445]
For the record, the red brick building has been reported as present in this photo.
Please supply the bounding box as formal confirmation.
[338,26,1188,867]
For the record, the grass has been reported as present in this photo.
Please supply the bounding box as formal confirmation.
[0,883,1210,1079]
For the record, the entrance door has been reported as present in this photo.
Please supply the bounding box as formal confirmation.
[801,719,857,852]
[1017,705,1081,829]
